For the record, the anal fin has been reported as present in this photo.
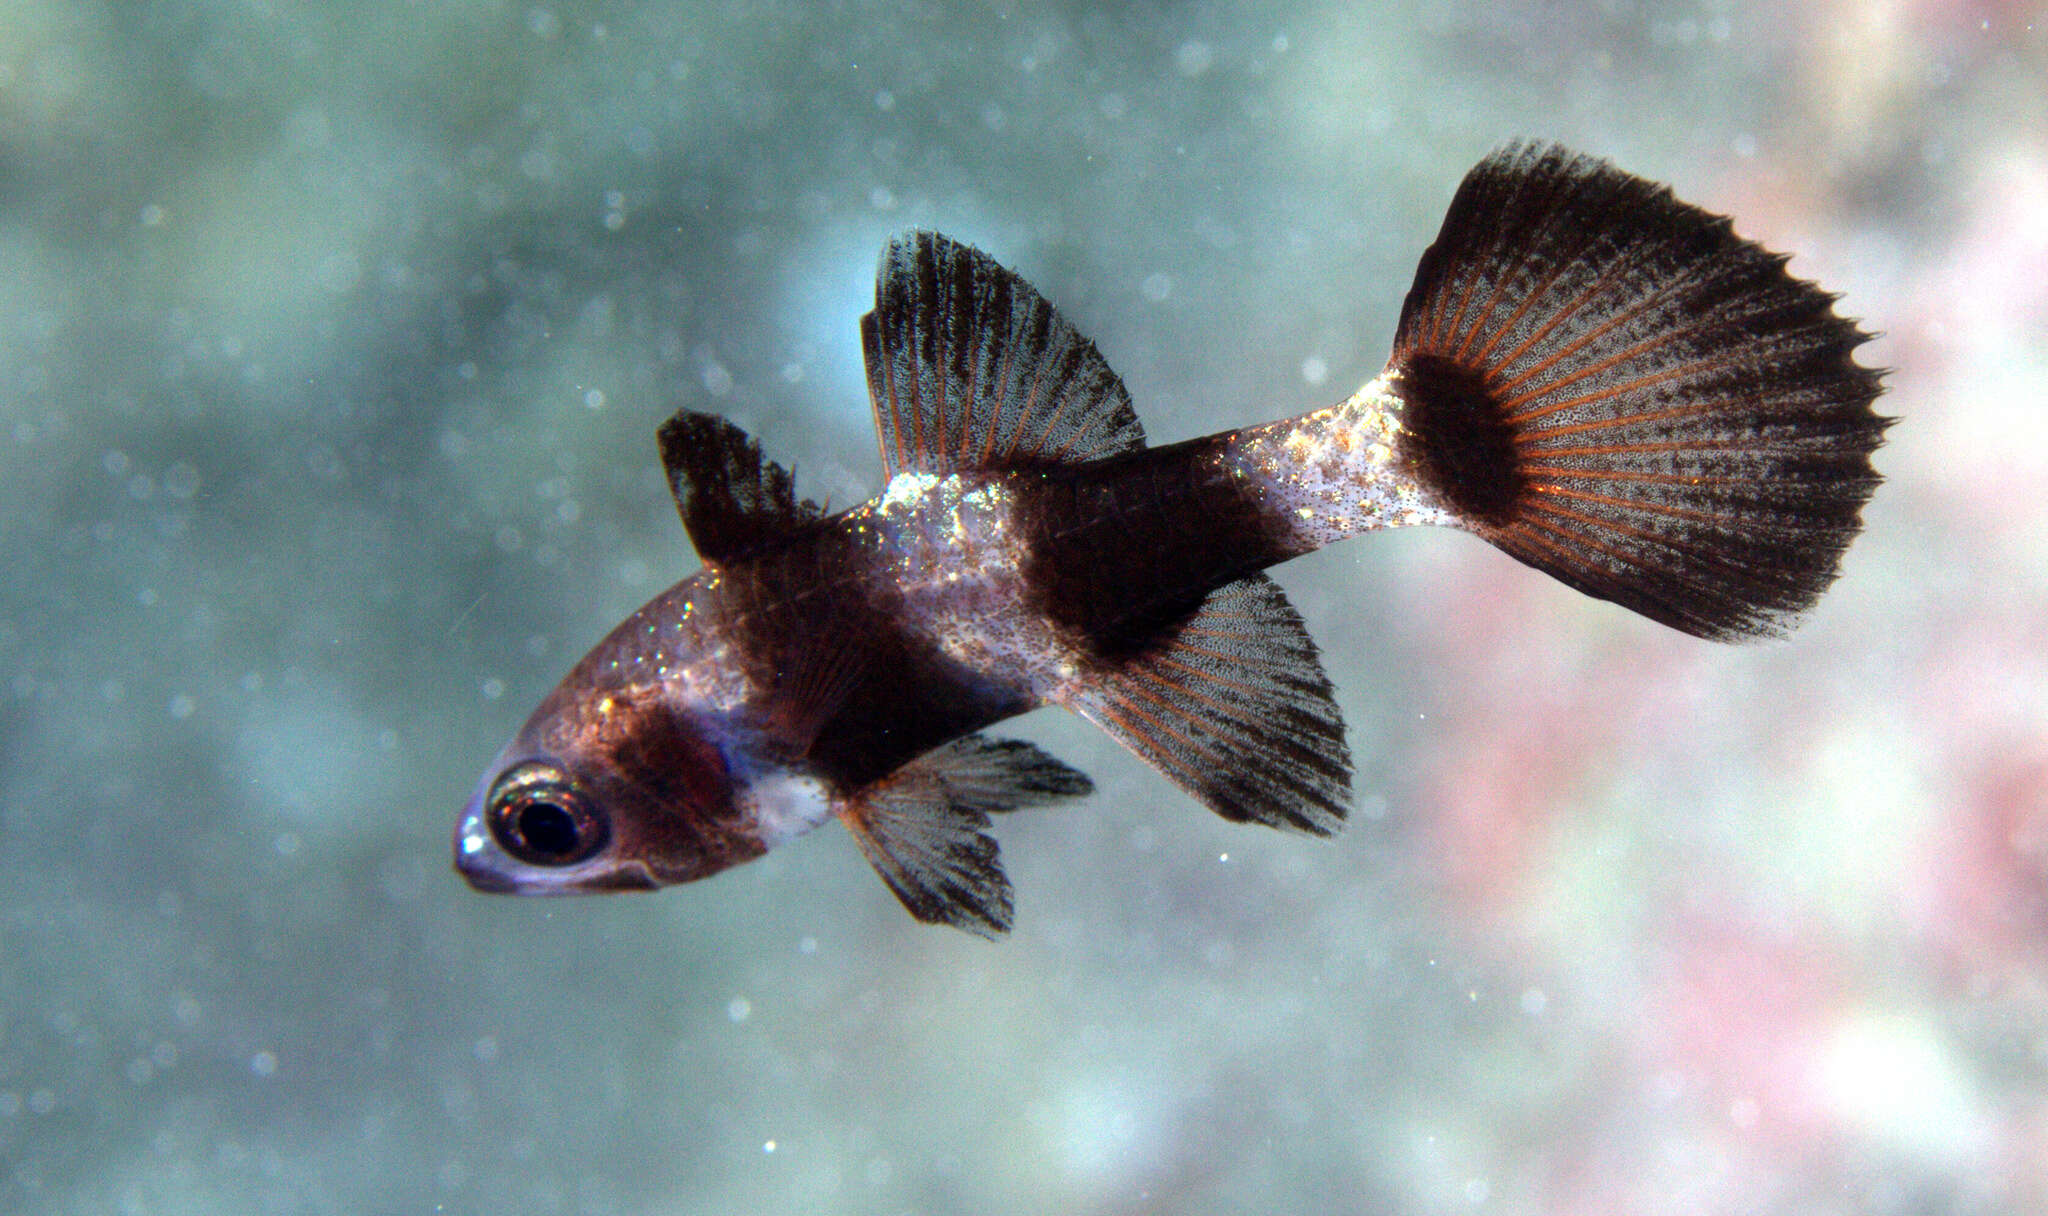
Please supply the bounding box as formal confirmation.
[840,735,1092,937]
[1058,574,1353,836]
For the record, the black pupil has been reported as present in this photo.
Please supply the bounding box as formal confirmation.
[517,800,581,858]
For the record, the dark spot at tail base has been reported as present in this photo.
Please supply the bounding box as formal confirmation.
[1392,354,1524,529]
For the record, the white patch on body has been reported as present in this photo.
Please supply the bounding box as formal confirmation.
[1229,376,1455,550]
[879,471,941,512]
[741,771,836,847]
[877,472,1072,700]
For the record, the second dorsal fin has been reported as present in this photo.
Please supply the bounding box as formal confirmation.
[860,232,1146,477]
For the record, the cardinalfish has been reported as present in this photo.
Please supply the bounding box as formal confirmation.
[455,143,1889,935]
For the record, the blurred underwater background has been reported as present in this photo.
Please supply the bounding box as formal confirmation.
[4,1,2047,1212]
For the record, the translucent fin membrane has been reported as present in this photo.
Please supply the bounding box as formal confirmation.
[658,411,822,564]
[861,232,1146,477]
[1389,142,1890,640]
[842,735,1093,938]
[1063,574,1352,835]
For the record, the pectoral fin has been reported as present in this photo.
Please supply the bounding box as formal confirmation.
[840,735,1093,937]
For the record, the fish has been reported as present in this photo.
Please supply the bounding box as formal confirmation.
[455,142,1890,936]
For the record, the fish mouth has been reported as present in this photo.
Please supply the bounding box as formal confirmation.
[453,848,524,893]
[566,864,661,893]
[458,858,662,895]
[454,809,661,895]
[453,829,533,894]
[454,846,660,895]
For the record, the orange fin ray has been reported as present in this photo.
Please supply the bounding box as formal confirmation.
[1385,141,1891,640]
[860,232,1145,478]
[1061,575,1351,835]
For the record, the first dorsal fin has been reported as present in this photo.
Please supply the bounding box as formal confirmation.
[860,231,1146,478]
[657,410,823,564]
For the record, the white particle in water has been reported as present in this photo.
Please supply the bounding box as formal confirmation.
[163,461,201,499]
[1175,40,1215,77]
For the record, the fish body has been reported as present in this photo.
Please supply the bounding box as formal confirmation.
[457,143,1889,934]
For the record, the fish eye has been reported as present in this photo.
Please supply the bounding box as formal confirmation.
[485,763,608,867]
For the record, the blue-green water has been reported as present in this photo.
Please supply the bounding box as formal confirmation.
[5,3,2042,1213]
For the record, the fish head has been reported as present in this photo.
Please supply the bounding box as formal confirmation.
[455,684,765,895]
